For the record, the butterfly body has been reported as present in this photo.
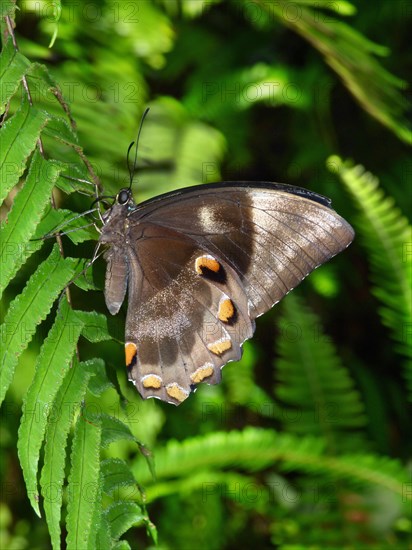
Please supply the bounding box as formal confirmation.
[99,182,354,405]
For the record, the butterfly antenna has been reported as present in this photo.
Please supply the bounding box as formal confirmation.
[127,107,150,189]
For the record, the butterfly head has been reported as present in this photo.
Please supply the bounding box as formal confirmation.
[99,188,137,241]
[117,188,133,207]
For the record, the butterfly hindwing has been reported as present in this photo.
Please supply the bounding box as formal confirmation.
[120,226,254,404]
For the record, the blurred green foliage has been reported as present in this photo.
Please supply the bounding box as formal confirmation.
[0,1,411,548]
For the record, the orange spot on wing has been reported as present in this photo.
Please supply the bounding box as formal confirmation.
[207,338,232,356]
[125,342,137,367]
[142,374,162,389]
[218,298,235,323]
[190,363,214,384]
[195,255,221,274]
[166,383,189,403]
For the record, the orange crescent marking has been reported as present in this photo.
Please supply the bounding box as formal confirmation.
[142,374,162,389]
[125,342,137,367]
[195,256,221,274]
[190,364,214,384]
[207,339,232,356]
[218,298,235,323]
[166,383,189,402]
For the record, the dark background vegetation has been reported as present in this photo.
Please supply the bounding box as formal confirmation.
[1,1,411,548]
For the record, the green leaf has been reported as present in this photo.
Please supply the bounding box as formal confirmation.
[274,293,367,452]
[0,37,31,111]
[46,0,62,48]
[259,1,411,143]
[42,115,78,147]
[101,458,137,496]
[95,513,112,550]
[0,99,50,204]
[26,63,85,147]
[185,62,310,118]
[87,360,113,397]
[33,206,99,245]
[132,429,409,503]
[54,171,96,196]
[289,1,356,16]
[329,156,412,396]
[0,246,79,406]
[87,474,103,550]
[137,98,226,198]
[75,310,111,343]
[222,342,276,415]
[0,1,17,18]
[17,298,85,516]
[105,502,145,541]
[113,542,131,550]
[0,150,62,298]
[100,414,138,449]
[100,414,156,480]
[40,357,96,550]
[66,408,102,550]
[132,428,321,489]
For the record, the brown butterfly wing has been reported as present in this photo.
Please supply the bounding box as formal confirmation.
[121,224,254,404]
[103,182,354,405]
[132,183,354,319]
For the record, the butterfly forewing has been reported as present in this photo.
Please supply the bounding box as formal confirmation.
[100,182,354,405]
[134,183,354,318]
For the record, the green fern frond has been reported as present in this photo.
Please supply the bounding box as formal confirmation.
[2,3,410,547]
[274,293,367,453]
[0,2,17,21]
[329,156,412,397]
[17,297,86,516]
[103,502,146,542]
[101,458,138,496]
[66,407,102,549]
[0,36,30,112]
[144,470,258,503]
[40,358,98,549]
[0,150,62,297]
[0,99,49,204]
[0,24,156,546]
[0,247,80,406]
[253,1,410,143]
[136,97,227,200]
[132,428,408,503]
[64,409,152,549]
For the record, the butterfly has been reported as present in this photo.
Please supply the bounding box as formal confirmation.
[98,179,354,405]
